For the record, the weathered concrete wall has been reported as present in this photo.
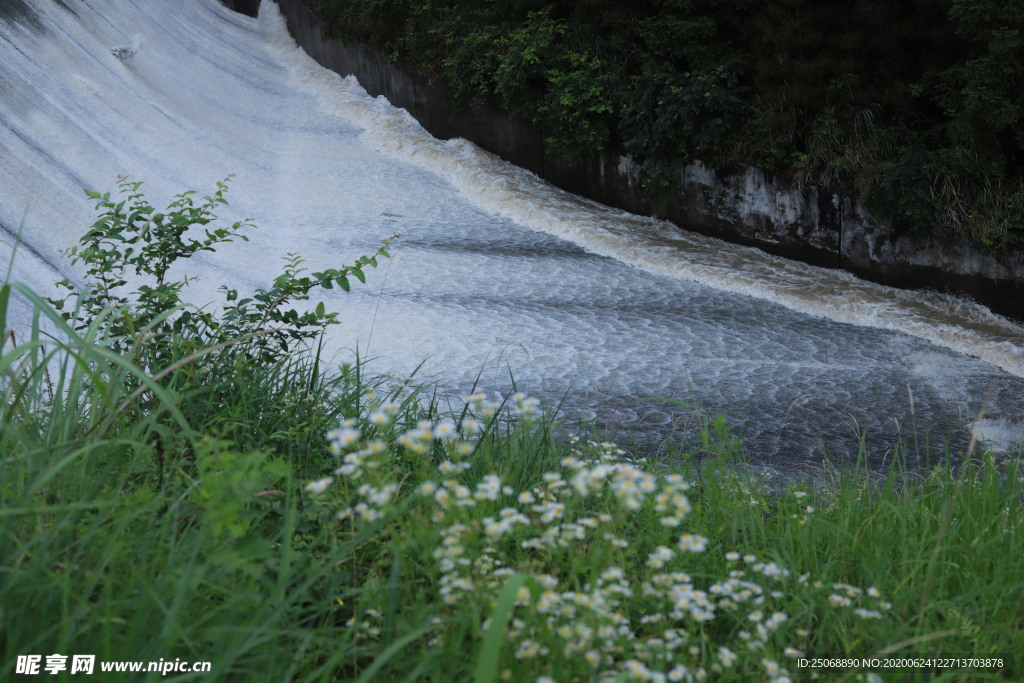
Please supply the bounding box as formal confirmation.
[840,199,1024,314]
[267,0,1024,320]
[671,161,843,268]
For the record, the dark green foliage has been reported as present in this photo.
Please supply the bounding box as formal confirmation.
[491,10,613,162]
[936,0,1024,153]
[620,64,748,195]
[313,0,1024,248]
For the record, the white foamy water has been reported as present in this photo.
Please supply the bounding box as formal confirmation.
[1,0,1022,472]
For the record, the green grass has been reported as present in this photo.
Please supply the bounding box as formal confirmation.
[2,284,1021,682]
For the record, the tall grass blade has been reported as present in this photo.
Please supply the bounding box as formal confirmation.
[474,573,539,683]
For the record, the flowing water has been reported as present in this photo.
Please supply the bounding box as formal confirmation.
[2,0,1023,477]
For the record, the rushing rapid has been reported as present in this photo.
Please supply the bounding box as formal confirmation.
[1,0,1022,475]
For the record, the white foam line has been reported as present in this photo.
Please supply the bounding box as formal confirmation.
[259,1,1024,379]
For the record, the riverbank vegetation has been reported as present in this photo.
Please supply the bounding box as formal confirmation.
[310,0,1024,250]
[2,183,1022,681]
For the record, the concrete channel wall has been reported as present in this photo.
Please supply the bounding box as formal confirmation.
[229,0,1024,320]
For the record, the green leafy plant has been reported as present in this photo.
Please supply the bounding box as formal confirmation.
[49,176,398,367]
[50,176,250,354]
[491,10,613,163]
[620,64,748,197]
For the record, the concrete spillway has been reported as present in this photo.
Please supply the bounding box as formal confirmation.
[1,0,1022,476]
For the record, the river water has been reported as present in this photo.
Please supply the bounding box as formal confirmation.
[2,0,1022,477]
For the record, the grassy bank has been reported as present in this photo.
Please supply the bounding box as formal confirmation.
[3,286,1021,681]
[2,182,1021,681]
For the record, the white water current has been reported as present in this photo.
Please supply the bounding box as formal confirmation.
[2,0,1022,474]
